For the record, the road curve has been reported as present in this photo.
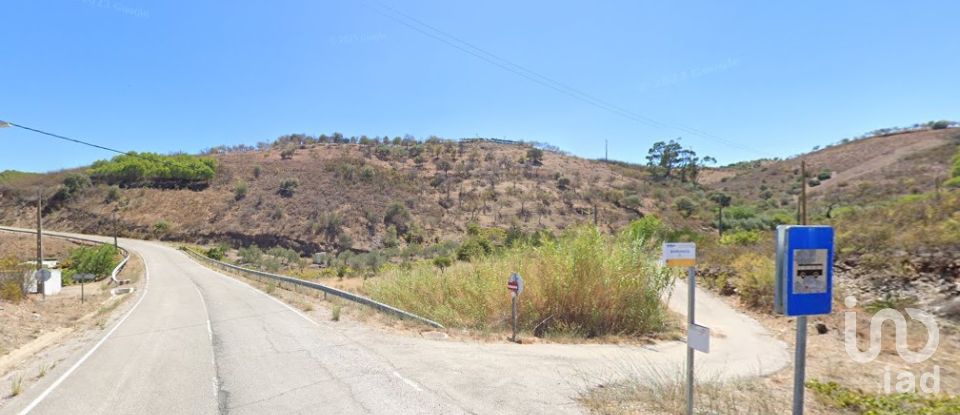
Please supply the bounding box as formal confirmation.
[2,229,789,414]
[2,233,464,415]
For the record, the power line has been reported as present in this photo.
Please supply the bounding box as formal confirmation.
[365,1,770,157]
[4,121,128,155]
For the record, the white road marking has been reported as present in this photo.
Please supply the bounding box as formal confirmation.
[191,284,220,401]
[17,257,150,415]
[393,371,423,392]
[186,252,425,394]
[201,265,320,327]
[193,285,214,342]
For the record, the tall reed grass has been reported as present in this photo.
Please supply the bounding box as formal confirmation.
[367,225,675,337]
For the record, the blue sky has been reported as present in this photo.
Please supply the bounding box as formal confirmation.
[2,0,958,172]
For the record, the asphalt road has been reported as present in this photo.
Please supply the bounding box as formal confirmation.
[2,235,465,414]
[1,230,789,414]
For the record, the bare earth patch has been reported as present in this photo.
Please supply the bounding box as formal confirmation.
[0,251,144,378]
[582,292,960,414]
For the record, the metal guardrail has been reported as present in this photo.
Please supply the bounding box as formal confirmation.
[183,248,445,329]
[0,226,130,284]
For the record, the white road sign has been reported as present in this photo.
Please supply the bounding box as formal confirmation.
[662,242,696,267]
[688,323,710,353]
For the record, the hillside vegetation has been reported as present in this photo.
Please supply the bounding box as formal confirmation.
[89,152,217,188]
[2,126,959,320]
[1,136,702,257]
[367,222,675,337]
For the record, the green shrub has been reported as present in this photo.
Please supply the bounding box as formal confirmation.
[89,152,216,186]
[153,220,171,236]
[456,238,492,261]
[622,216,664,245]
[384,202,411,234]
[233,182,248,201]
[337,233,354,250]
[432,256,452,272]
[526,147,544,165]
[61,245,119,283]
[205,246,225,261]
[719,229,765,246]
[360,166,376,182]
[725,205,756,220]
[931,120,952,130]
[0,258,28,303]
[0,280,24,303]
[368,226,675,337]
[278,178,299,197]
[808,380,960,414]
[817,169,832,181]
[621,194,642,209]
[674,197,697,218]
[238,245,263,265]
[62,173,91,198]
[731,253,775,309]
[105,185,121,203]
[280,148,296,159]
[383,225,399,248]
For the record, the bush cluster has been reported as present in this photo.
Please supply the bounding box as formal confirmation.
[89,152,217,187]
[61,245,120,284]
[730,252,775,309]
[368,224,675,338]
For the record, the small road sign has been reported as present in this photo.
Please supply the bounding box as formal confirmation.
[688,323,710,353]
[74,273,96,282]
[35,269,51,282]
[662,242,696,267]
[507,272,524,295]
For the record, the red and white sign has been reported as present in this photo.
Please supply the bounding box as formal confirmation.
[507,272,524,295]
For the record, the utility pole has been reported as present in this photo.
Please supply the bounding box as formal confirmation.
[935,176,942,202]
[800,161,807,225]
[113,210,119,248]
[36,188,44,300]
[792,160,808,415]
[593,202,598,226]
[605,139,608,161]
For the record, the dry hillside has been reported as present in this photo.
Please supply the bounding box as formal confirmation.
[0,141,674,254]
[704,128,960,210]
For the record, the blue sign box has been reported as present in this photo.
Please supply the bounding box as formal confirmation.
[774,226,835,316]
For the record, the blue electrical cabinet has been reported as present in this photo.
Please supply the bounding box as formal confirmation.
[774,225,835,316]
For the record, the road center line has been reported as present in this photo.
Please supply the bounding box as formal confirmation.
[17,256,151,415]
[392,371,423,392]
[190,283,221,405]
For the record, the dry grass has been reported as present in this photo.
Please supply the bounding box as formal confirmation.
[713,128,958,207]
[367,225,675,338]
[581,363,788,415]
[9,373,23,397]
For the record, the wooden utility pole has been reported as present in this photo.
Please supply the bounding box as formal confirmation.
[113,210,119,248]
[800,161,807,225]
[593,202,598,226]
[796,161,806,224]
[36,188,44,299]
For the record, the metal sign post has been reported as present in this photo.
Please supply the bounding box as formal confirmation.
[685,265,695,415]
[775,225,835,415]
[662,242,705,415]
[77,273,95,304]
[507,272,524,343]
